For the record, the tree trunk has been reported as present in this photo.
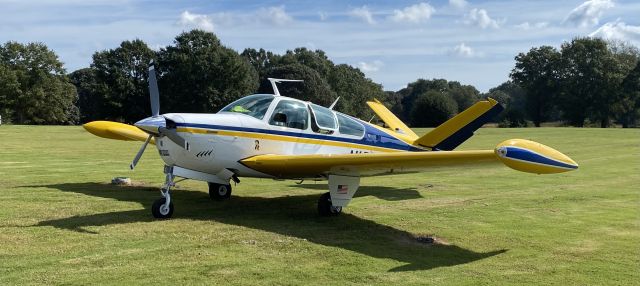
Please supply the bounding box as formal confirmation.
[600,118,608,128]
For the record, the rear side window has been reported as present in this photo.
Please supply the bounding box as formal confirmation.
[269,100,309,130]
[337,113,364,137]
[309,103,337,131]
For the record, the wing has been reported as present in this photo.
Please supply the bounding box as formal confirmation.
[240,150,499,178]
[83,121,154,144]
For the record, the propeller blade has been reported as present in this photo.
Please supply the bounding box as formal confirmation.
[130,134,153,170]
[148,62,160,117]
[159,127,189,150]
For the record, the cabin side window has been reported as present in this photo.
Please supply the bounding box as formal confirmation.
[268,100,309,130]
[337,113,365,137]
[309,103,337,134]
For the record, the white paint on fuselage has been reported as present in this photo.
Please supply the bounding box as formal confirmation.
[150,95,402,182]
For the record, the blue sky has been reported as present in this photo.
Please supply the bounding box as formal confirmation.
[1,0,638,92]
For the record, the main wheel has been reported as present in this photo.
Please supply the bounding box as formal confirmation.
[208,183,232,201]
[318,192,342,217]
[151,197,174,219]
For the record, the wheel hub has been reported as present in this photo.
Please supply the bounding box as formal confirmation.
[160,204,170,215]
[218,186,228,196]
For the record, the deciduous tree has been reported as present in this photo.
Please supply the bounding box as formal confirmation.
[510,46,561,127]
[91,39,155,123]
[410,90,458,127]
[0,42,77,124]
[159,30,258,113]
[258,64,335,106]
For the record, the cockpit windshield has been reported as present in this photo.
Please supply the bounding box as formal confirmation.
[219,94,274,120]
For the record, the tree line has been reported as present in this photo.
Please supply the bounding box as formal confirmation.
[0,30,638,127]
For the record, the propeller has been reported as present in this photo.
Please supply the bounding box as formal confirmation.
[149,62,160,117]
[130,134,153,170]
[129,61,188,170]
[159,126,189,150]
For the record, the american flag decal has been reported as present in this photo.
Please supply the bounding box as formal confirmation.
[337,184,349,194]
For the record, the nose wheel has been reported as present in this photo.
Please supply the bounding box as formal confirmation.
[152,170,175,219]
[152,197,174,218]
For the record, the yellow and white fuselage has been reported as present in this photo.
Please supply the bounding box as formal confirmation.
[132,94,424,181]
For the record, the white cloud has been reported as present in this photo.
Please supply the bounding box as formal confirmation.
[590,20,640,46]
[318,11,328,21]
[4,0,639,93]
[390,3,435,24]
[210,12,234,26]
[257,6,292,26]
[563,0,614,28]
[349,6,375,24]
[450,43,476,57]
[358,60,384,72]
[465,8,499,29]
[177,11,214,32]
[515,21,549,30]
[449,0,468,10]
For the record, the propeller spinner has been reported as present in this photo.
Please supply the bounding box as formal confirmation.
[130,62,188,170]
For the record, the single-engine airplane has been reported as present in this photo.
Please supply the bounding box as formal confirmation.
[84,63,578,219]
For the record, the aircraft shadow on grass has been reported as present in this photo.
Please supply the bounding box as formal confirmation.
[32,182,507,272]
[289,183,424,201]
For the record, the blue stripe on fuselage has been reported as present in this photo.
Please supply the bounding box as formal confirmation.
[505,147,577,169]
[175,122,422,152]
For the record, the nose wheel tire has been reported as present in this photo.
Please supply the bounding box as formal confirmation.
[318,192,342,217]
[208,183,232,201]
[152,197,174,219]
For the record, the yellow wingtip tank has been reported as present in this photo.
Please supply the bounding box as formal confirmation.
[83,121,155,144]
[495,139,578,174]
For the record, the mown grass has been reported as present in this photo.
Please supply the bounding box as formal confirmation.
[0,126,638,285]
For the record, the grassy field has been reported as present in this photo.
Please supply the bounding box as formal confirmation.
[0,126,638,285]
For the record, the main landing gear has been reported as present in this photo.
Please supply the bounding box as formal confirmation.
[150,167,354,219]
[151,171,175,219]
[317,192,342,217]
[208,182,232,201]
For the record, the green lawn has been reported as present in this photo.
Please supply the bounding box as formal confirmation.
[0,126,638,285]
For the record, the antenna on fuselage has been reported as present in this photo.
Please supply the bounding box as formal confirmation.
[328,97,340,110]
[268,78,303,97]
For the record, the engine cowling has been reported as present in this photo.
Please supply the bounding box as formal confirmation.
[495,139,578,174]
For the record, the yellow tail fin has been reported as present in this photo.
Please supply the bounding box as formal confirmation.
[366,99,418,141]
[413,98,503,150]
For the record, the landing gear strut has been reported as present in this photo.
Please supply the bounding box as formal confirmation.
[318,192,342,216]
[208,182,232,201]
[152,170,175,219]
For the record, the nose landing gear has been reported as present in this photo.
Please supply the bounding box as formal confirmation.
[151,169,175,219]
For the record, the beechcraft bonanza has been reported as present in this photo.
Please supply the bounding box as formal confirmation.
[84,63,578,219]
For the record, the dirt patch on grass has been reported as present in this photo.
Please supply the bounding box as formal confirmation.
[395,233,450,246]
